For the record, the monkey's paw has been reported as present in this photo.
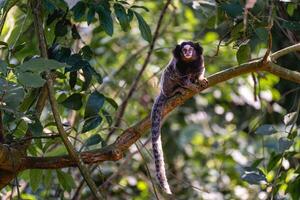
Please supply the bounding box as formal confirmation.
[199,78,208,89]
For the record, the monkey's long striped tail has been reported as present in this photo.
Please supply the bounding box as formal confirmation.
[151,93,172,194]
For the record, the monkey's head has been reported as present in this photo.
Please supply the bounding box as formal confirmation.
[173,41,203,62]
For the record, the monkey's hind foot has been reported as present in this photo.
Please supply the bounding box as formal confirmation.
[199,78,208,89]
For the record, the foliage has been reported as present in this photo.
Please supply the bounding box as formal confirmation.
[0,0,299,199]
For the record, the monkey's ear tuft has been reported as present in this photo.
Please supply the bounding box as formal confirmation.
[194,43,203,54]
[173,44,181,58]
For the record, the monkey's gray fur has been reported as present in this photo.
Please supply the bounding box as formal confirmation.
[151,41,207,194]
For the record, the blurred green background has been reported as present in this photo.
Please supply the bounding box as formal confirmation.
[0,0,299,199]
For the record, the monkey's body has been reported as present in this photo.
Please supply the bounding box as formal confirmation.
[151,41,207,194]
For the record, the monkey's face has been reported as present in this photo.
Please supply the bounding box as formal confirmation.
[173,41,203,62]
[181,44,195,60]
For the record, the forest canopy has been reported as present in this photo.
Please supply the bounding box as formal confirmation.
[0,0,300,199]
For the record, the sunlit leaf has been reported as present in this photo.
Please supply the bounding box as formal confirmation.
[267,153,282,171]
[56,170,76,192]
[284,112,297,126]
[237,44,251,65]
[30,169,43,192]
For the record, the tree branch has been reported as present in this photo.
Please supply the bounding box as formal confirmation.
[23,57,300,169]
[31,0,102,198]
[271,43,300,61]
[1,44,300,189]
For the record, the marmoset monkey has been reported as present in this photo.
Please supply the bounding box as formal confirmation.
[151,41,207,194]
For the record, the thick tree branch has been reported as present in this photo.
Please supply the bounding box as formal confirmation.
[23,57,300,169]
[1,44,300,189]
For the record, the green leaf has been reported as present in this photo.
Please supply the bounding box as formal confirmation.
[30,169,43,192]
[105,96,118,110]
[287,176,300,200]
[43,170,52,188]
[17,72,46,88]
[80,45,93,60]
[102,109,113,125]
[82,66,92,91]
[87,6,96,25]
[17,58,69,73]
[130,5,149,12]
[251,158,264,168]
[134,11,152,43]
[56,170,76,192]
[267,153,282,171]
[28,118,43,137]
[281,20,300,31]
[241,168,267,185]
[89,66,102,84]
[71,25,81,39]
[20,89,39,112]
[69,71,77,89]
[46,9,65,25]
[279,137,293,153]
[12,42,26,53]
[85,134,103,146]
[55,20,68,37]
[84,91,105,118]
[236,44,251,65]
[220,2,243,18]
[114,3,130,31]
[66,54,82,66]
[82,115,102,133]
[287,4,296,16]
[0,41,8,47]
[127,9,134,22]
[96,5,114,36]
[255,124,277,136]
[284,112,297,126]
[50,46,71,63]
[71,1,87,21]
[0,78,25,109]
[255,28,268,41]
[61,93,83,110]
